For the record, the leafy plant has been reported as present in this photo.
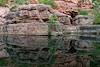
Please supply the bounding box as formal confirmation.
[79,10,88,15]
[39,0,56,8]
[48,15,58,35]
[0,59,8,66]
[0,0,8,6]
[94,14,100,24]
[15,0,28,5]
[93,0,100,24]
[10,5,17,11]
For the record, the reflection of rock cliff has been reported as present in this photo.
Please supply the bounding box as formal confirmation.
[4,35,91,67]
[6,36,62,64]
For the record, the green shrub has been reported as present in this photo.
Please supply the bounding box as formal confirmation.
[0,0,7,6]
[0,59,8,66]
[79,10,88,15]
[15,0,28,5]
[39,0,56,8]
[93,1,100,24]
[48,15,58,35]
[94,13,100,24]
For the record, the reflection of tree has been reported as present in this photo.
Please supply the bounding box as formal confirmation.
[55,38,91,67]
[89,42,100,67]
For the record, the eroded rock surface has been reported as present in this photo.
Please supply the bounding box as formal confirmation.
[73,15,94,25]
[0,7,10,24]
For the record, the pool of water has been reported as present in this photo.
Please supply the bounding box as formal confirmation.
[0,35,100,67]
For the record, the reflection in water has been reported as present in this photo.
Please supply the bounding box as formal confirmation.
[0,35,100,67]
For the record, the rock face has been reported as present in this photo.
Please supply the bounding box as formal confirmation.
[0,7,10,24]
[0,43,9,58]
[5,4,71,24]
[55,0,93,13]
[6,36,62,64]
[31,0,39,4]
[4,4,54,35]
[0,4,94,35]
[73,15,93,25]
[6,4,54,24]
[4,4,72,35]
[0,49,9,58]
[4,23,48,35]
[4,35,91,66]
[55,12,71,25]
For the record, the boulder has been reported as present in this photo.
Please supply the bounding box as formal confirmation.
[0,7,10,18]
[0,7,10,24]
[0,49,9,58]
[54,11,71,25]
[73,15,93,25]
[6,4,71,24]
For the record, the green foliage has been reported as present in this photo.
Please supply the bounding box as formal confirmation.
[92,0,100,24]
[94,13,100,24]
[10,5,17,11]
[0,0,7,6]
[39,0,56,8]
[15,0,28,5]
[0,59,8,66]
[48,15,58,35]
[93,0,100,3]
[79,10,88,15]
[93,6,100,24]
[50,15,58,24]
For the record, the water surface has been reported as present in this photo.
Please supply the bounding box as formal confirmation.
[0,35,100,67]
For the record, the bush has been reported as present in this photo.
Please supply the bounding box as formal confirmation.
[48,15,58,35]
[79,10,88,15]
[93,0,100,24]
[94,13,100,24]
[39,0,56,8]
[0,0,7,6]
[15,0,28,5]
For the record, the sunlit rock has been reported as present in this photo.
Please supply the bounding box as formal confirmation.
[55,12,71,25]
[73,15,94,25]
[0,7,9,24]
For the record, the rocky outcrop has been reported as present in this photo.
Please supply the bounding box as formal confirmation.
[55,0,93,13]
[4,35,91,66]
[3,4,71,35]
[73,15,94,25]
[5,36,62,64]
[3,23,48,35]
[0,4,94,35]
[0,43,9,58]
[0,7,9,24]
[5,4,71,24]
[5,4,54,24]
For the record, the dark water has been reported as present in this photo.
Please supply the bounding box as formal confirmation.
[0,35,100,67]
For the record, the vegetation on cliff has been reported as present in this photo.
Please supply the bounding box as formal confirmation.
[93,0,100,24]
[39,0,56,8]
[0,0,7,6]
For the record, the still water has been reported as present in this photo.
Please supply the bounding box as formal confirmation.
[0,35,100,67]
